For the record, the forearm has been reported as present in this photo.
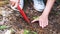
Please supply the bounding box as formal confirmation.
[42,0,55,16]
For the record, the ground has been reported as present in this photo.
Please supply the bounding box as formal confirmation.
[0,0,60,34]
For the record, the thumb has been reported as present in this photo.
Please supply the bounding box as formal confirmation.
[31,19,39,23]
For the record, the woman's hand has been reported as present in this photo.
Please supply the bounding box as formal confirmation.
[31,15,48,28]
[10,0,16,6]
[10,0,19,10]
[31,0,55,28]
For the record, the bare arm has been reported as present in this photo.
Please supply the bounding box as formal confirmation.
[32,0,55,28]
[42,0,55,16]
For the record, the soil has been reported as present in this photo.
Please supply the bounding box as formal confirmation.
[0,0,60,34]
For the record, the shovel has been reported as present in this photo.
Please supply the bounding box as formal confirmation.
[17,5,30,23]
[10,3,30,23]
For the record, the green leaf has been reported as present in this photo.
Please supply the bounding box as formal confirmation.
[23,29,37,34]
[33,16,39,19]
[33,32,37,34]
[0,25,8,30]
[24,29,30,34]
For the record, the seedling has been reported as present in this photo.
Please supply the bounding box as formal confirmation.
[5,28,15,34]
[33,16,39,20]
[0,25,10,30]
[24,29,37,34]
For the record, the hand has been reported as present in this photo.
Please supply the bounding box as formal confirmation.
[10,0,19,6]
[31,15,48,28]
[10,0,19,10]
[10,1,16,6]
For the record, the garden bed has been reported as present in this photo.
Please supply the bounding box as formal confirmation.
[0,0,60,34]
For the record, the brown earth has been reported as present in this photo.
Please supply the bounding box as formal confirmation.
[0,0,60,34]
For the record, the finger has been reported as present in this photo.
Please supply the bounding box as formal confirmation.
[31,19,38,23]
[39,21,42,26]
[39,21,45,28]
[39,21,44,28]
[42,22,47,28]
[43,21,48,27]
[12,2,16,6]
[42,22,48,28]
[41,21,45,28]
[46,21,48,25]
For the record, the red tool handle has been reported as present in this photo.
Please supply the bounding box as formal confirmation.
[17,5,30,23]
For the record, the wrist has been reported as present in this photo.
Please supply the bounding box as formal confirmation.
[41,12,49,16]
[41,13,49,17]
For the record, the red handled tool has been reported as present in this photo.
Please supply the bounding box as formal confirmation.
[10,0,30,23]
[17,5,30,23]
